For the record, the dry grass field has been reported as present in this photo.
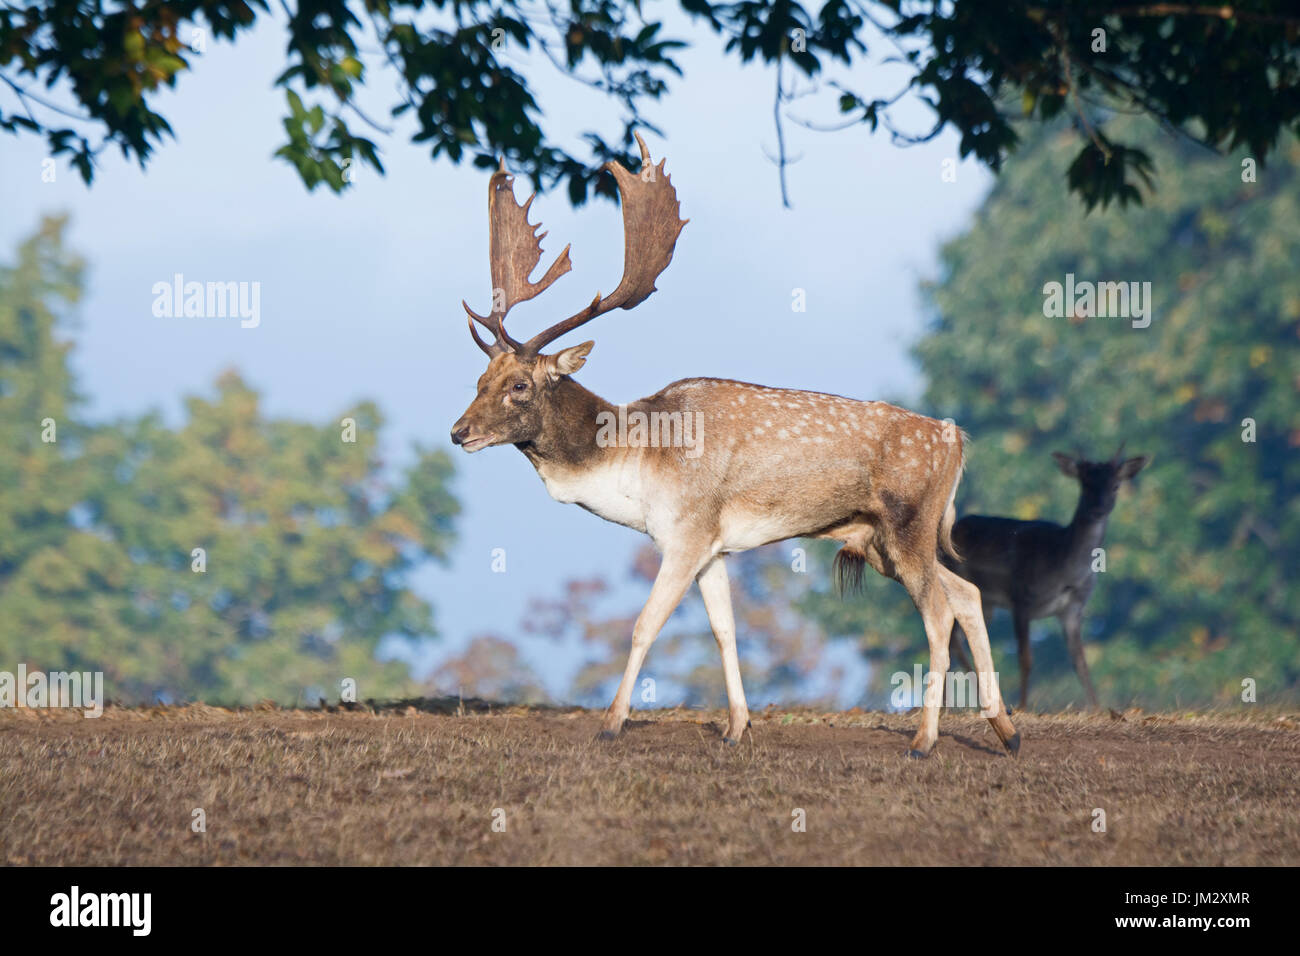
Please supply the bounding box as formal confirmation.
[1,701,1297,866]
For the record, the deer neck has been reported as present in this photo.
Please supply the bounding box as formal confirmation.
[515,378,648,531]
[515,377,619,475]
[1066,495,1113,557]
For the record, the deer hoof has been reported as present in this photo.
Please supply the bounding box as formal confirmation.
[1004,732,1021,757]
[596,729,619,742]
[907,748,930,760]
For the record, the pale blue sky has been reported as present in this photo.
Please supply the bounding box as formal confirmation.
[0,10,993,704]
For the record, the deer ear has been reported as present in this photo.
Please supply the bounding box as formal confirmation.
[1051,452,1078,478]
[550,340,594,378]
[1117,455,1150,480]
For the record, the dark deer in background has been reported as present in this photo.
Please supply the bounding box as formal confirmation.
[944,447,1149,709]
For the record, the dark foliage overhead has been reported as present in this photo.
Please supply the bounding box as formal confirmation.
[4,2,1300,207]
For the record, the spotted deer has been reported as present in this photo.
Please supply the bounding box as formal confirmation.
[945,447,1150,709]
[449,134,1019,757]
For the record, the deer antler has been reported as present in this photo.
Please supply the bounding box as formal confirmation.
[463,133,687,357]
[463,159,573,356]
[522,132,687,354]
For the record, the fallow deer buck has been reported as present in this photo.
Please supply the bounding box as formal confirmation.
[945,447,1149,710]
[450,133,1019,758]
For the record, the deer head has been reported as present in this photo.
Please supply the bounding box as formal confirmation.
[450,133,687,452]
[1050,445,1150,519]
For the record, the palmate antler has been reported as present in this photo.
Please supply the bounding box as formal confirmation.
[463,132,687,357]
[462,161,573,355]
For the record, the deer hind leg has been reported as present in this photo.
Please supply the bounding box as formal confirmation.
[950,601,998,693]
[903,572,955,758]
[1059,606,1100,710]
[1013,609,1032,711]
[599,547,708,739]
[697,555,750,744]
[937,565,1020,755]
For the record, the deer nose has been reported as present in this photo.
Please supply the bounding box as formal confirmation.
[451,423,471,445]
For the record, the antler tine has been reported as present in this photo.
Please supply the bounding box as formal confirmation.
[463,158,573,355]
[522,131,687,354]
[465,308,503,357]
[1112,441,1127,464]
[463,297,527,354]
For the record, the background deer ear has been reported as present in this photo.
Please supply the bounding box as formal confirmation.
[1117,455,1150,480]
[551,340,594,378]
[1051,451,1078,477]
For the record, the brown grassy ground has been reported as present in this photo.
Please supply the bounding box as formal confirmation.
[1,702,1297,865]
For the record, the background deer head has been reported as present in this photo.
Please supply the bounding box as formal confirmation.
[1050,446,1150,519]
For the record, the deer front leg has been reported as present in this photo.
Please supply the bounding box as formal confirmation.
[1059,606,1100,709]
[599,548,707,739]
[696,555,750,745]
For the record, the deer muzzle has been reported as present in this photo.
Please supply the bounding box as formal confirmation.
[450,419,494,453]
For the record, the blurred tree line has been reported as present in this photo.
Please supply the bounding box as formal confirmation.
[0,217,459,704]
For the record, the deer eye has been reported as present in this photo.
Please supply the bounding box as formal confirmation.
[512,381,528,392]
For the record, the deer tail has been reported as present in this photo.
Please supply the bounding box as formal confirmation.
[938,428,969,562]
